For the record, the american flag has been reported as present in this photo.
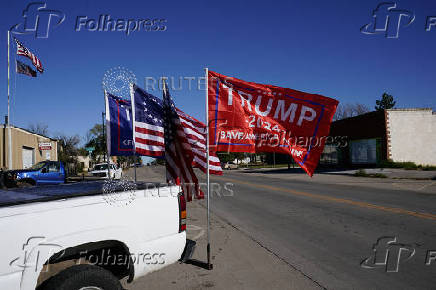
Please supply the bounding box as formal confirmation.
[130,84,165,157]
[162,81,205,201]
[14,38,44,73]
[177,109,222,175]
[131,84,222,175]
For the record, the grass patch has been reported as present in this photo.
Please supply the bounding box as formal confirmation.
[245,164,290,169]
[379,160,436,171]
[354,169,387,178]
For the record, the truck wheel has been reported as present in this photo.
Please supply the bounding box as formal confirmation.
[37,264,122,290]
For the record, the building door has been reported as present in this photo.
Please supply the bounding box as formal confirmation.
[22,147,34,169]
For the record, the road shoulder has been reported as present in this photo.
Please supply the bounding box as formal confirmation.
[124,200,320,290]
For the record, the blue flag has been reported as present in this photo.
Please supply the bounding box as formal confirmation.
[105,92,134,156]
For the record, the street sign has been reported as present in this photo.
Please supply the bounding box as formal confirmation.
[39,142,52,150]
[85,147,95,153]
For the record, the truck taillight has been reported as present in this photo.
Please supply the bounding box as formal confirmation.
[179,193,186,232]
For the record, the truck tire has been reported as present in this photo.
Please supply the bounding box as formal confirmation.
[37,264,122,290]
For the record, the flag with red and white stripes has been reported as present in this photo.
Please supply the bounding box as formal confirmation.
[177,109,222,175]
[14,38,44,73]
[130,84,165,157]
[162,81,204,201]
[130,83,222,176]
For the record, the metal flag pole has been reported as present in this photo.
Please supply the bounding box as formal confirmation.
[7,30,12,169]
[103,92,111,179]
[205,67,213,270]
[129,83,137,183]
[134,157,137,182]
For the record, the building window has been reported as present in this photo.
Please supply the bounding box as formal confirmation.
[350,139,377,164]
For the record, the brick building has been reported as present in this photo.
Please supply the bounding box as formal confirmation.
[328,108,436,166]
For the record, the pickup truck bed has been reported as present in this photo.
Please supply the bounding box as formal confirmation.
[0,181,166,207]
[0,181,187,290]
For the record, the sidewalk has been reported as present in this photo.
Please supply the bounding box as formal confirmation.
[123,200,320,290]
[232,167,436,194]
[239,166,436,180]
[322,168,436,180]
[121,166,320,289]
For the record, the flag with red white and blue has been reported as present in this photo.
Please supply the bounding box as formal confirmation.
[162,80,204,201]
[130,84,165,157]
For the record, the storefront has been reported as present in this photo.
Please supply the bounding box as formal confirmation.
[0,125,59,170]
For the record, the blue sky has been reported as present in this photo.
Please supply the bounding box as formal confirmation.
[1,0,435,145]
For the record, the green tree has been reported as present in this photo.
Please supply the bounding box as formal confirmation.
[85,124,107,163]
[55,134,81,175]
[375,92,396,111]
[217,152,245,164]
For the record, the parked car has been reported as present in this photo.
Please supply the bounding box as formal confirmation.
[90,163,122,179]
[0,181,192,290]
[3,161,66,187]
[223,162,238,170]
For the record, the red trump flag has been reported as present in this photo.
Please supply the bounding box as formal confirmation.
[207,70,338,176]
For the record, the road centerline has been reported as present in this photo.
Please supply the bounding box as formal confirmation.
[215,176,436,221]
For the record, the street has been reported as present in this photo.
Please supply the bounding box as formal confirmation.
[127,166,436,289]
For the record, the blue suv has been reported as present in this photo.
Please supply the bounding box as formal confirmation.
[5,161,66,187]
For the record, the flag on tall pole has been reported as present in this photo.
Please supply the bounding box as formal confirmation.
[162,79,204,201]
[205,67,212,270]
[207,70,338,176]
[14,38,44,73]
[16,60,37,77]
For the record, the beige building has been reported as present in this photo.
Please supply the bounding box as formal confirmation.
[0,125,59,170]
[386,108,436,166]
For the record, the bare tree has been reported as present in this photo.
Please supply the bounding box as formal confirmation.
[333,103,370,121]
[55,134,81,164]
[27,123,49,136]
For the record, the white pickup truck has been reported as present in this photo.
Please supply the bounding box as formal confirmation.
[0,181,193,290]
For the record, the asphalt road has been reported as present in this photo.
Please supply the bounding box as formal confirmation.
[201,169,436,290]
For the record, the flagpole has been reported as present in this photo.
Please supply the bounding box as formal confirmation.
[7,30,12,169]
[205,67,212,270]
[103,92,111,179]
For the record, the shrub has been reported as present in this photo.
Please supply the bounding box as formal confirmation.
[380,160,418,170]
[354,169,368,177]
[354,169,387,178]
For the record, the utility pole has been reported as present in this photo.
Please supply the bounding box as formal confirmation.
[273,152,276,168]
